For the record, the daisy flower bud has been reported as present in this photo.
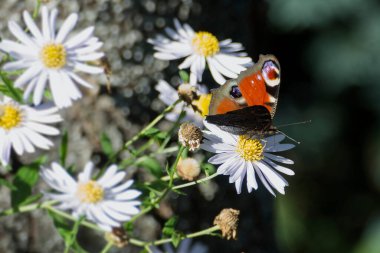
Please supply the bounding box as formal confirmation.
[177,157,201,181]
[105,227,129,248]
[213,208,240,240]
[177,83,198,105]
[178,122,203,151]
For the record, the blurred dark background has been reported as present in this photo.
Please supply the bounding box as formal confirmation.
[1,0,380,252]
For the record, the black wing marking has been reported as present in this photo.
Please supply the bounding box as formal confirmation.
[205,105,274,135]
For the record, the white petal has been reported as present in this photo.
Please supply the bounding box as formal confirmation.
[246,161,258,192]
[41,7,52,41]
[56,13,78,43]
[74,62,104,74]
[178,54,197,69]
[8,21,38,48]
[206,57,226,85]
[14,65,42,88]
[22,11,44,44]
[78,162,94,182]
[208,152,237,165]
[67,72,93,89]
[97,165,118,185]
[264,153,294,165]
[25,122,59,135]
[33,71,48,105]
[263,158,294,176]
[256,162,287,194]
[114,190,141,201]
[65,27,94,49]
[100,171,126,188]
[266,144,295,152]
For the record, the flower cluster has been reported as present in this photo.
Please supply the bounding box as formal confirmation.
[0,3,300,253]
[0,6,140,233]
[150,19,296,196]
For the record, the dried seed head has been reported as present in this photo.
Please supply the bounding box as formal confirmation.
[177,83,198,105]
[177,157,201,181]
[105,227,129,248]
[178,122,203,151]
[213,208,240,240]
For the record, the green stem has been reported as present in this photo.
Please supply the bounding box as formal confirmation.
[172,173,219,190]
[123,100,181,151]
[100,241,113,253]
[129,145,186,223]
[0,200,57,216]
[129,225,220,247]
[99,100,181,174]
[44,205,103,232]
[0,200,102,232]
[33,0,42,19]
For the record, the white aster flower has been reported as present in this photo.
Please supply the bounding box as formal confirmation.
[201,121,295,195]
[155,80,211,127]
[151,239,207,253]
[40,162,141,231]
[149,19,252,85]
[0,6,104,108]
[0,96,62,166]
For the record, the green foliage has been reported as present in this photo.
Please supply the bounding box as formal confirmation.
[0,178,16,190]
[142,127,168,142]
[11,163,41,209]
[0,71,23,102]
[163,216,178,237]
[59,130,69,166]
[179,70,190,83]
[136,156,163,178]
[48,211,88,253]
[100,132,114,157]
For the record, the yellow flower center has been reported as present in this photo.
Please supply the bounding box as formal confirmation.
[236,136,264,161]
[40,43,67,69]
[77,181,104,204]
[193,93,212,117]
[192,31,220,57]
[0,105,22,130]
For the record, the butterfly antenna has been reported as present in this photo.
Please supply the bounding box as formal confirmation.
[276,129,301,144]
[276,120,311,128]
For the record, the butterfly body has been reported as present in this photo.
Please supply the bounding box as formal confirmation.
[206,54,281,136]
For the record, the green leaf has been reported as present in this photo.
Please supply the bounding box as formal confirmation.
[48,209,72,242]
[0,178,16,190]
[11,164,40,209]
[179,70,190,83]
[163,216,178,237]
[142,127,167,141]
[100,132,114,157]
[48,211,88,253]
[202,163,216,175]
[142,127,160,137]
[59,130,69,166]
[136,156,163,178]
[171,232,182,248]
[0,71,23,102]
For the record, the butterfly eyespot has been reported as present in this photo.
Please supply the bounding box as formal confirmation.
[230,85,242,98]
[262,60,280,87]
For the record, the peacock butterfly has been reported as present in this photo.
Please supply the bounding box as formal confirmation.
[206,54,281,136]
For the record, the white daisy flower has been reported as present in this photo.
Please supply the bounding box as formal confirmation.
[40,162,141,231]
[151,239,207,253]
[201,121,295,195]
[0,96,62,166]
[155,80,211,127]
[149,19,253,85]
[0,6,104,108]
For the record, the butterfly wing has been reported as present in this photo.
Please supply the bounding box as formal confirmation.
[206,54,281,135]
[206,105,274,135]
